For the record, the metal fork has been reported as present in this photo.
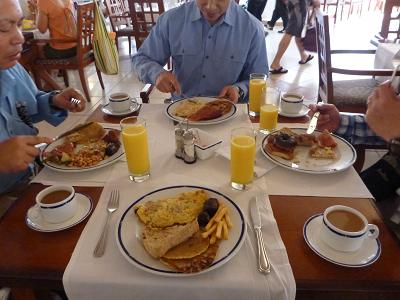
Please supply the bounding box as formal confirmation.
[93,190,120,257]
[70,98,81,107]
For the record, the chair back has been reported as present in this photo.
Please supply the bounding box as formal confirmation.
[105,0,131,31]
[315,10,334,103]
[76,2,96,61]
[127,0,165,49]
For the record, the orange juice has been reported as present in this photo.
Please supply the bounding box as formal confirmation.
[260,104,278,132]
[249,78,266,115]
[231,135,256,185]
[122,125,150,176]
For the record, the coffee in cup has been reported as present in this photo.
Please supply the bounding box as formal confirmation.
[320,205,379,252]
[280,92,304,114]
[36,185,77,223]
[109,92,131,112]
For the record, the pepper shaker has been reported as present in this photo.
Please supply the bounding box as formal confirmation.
[183,129,197,164]
[174,123,185,159]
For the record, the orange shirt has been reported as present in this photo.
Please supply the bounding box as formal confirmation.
[37,0,77,50]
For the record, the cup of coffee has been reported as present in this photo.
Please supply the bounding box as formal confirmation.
[109,92,131,112]
[320,205,379,252]
[280,92,304,114]
[35,185,77,223]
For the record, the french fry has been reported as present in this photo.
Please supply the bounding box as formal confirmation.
[202,223,217,238]
[205,204,224,230]
[225,213,233,228]
[222,219,229,240]
[216,221,223,239]
[210,234,217,245]
[214,207,227,223]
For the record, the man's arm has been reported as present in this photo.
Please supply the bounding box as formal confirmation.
[131,15,171,85]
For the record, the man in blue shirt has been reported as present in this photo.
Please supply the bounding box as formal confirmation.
[0,0,86,194]
[308,82,400,201]
[132,0,268,103]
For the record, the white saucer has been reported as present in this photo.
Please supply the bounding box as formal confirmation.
[279,106,309,117]
[303,214,381,268]
[101,101,140,116]
[26,193,93,232]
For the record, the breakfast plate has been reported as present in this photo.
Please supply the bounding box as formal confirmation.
[40,127,124,173]
[26,193,93,232]
[260,128,357,174]
[116,185,246,276]
[278,106,309,118]
[165,97,237,125]
[303,214,381,267]
[101,101,140,117]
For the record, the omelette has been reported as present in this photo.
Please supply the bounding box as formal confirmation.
[173,99,205,118]
[135,189,209,228]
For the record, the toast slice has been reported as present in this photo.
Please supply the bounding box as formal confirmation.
[188,100,233,121]
[142,219,199,258]
[264,140,295,160]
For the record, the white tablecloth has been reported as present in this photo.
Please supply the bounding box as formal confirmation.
[62,104,372,299]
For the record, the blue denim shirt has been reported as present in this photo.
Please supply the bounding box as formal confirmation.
[0,63,67,193]
[132,1,268,102]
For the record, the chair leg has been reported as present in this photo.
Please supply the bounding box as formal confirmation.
[96,66,105,90]
[78,68,91,102]
[62,70,69,87]
[128,36,132,56]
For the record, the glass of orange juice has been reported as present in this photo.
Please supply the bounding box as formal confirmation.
[120,117,150,182]
[249,73,267,117]
[259,87,280,134]
[230,127,256,190]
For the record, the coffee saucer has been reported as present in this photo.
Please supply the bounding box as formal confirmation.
[303,214,381,267]
[26,193,93,232]
[101,101,140,116]
[278,106,309,118]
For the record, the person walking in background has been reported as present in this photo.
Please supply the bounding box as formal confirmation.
[269,0,319,74]
[247,0,268,21]
[266,0,289,33]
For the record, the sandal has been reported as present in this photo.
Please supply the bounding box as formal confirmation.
[269,67,288,74]
[299,54,314,65]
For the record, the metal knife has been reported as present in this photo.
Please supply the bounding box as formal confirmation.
[306,111,320,134]
[250,196,271,274]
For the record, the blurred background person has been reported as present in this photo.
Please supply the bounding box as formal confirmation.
[266,0,288,33]
[247,0,268,22]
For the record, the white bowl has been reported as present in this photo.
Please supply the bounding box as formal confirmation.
[192,128,222,160]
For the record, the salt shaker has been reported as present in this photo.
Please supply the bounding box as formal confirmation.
[174,123,185,159]
[183,129,197,164]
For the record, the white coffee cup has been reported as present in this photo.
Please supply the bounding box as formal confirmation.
[36,185,77,223]
[280,92,304,114]
[109,92,131,112]
[320,205,379,252]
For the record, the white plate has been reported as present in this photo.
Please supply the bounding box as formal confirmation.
[116,185,246,276]
[260,128,357,174]
[303,214,381,267]
[41,127,124,172]
[101,101,140,116]
[26,193,93,232]
[165,97,237,125]
[278,106,309,118]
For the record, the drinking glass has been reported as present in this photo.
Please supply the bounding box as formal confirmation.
[120,117,150,182]
[230,127,256,190]
[259,87,280,134]
[249,73,267,117]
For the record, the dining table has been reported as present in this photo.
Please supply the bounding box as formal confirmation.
[1,102,400,300]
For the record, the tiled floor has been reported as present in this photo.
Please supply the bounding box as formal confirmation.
[36,7,387,170]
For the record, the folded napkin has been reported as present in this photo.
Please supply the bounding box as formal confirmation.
[63,174,296,300]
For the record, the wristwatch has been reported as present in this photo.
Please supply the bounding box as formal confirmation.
[234,85,245,102]
[48,90,62,109]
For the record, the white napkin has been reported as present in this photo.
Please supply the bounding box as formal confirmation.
[63,174,296,300]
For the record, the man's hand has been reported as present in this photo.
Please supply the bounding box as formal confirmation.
[308,103,340,132]
[366,81,400,141]
[218,85,239,103]
[155,71,181,94]
[0,136,52,173]
[53,88,86,112]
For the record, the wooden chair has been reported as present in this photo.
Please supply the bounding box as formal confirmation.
[127,0,165,49]
[376,0,400,43]
[105,0,135,55]
[315,10,397,113]
[32,2,104,102]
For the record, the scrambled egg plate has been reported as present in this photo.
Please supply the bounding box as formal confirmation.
[173,99,205,118]
[135,189,209,228]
